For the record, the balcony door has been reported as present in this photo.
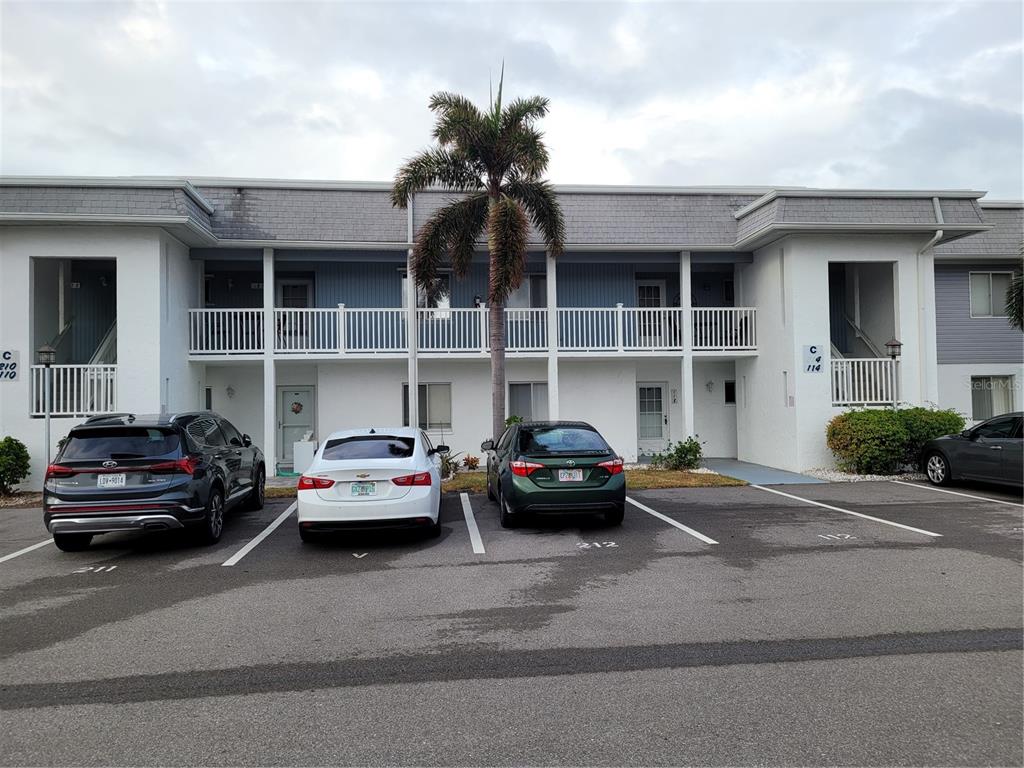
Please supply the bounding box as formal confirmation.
[276,279,313,348]
[636,280,666,346]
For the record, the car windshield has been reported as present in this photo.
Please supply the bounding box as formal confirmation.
[322,436,415,460]
[60,427,181,461]
[518,427,610,455]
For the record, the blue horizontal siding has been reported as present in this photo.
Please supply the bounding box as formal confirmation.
[935,264,1023,364]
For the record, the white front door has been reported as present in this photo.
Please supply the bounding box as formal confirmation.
[637,383,669,455]
[278,387,314,465]
[636,280,667,345]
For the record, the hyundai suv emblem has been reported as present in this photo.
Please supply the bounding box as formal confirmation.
[102,460,118,469]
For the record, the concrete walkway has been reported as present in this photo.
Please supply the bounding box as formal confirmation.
[703,458,825,485]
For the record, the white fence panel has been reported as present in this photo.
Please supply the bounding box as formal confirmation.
[188,309,264,354]
[692,307,757,350]
[831,358,896,405]
[31,365,117,416]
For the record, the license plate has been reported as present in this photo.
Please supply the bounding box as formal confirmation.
[557,469,584,482]
[97,473,126,488]
[351,482,376,497]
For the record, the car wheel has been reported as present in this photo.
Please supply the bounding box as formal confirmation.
[498,489,518,529]
[197,488,225,545]
[53,533,92,552]
[299,527,317,544]
[243,467,265,511]
[604,504,625,526]
[925,452,952,486]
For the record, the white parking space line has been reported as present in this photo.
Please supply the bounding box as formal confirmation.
[0,538,52,565]
[626,496,718,545]
[460,493,486,554]
[751,485,942,538]
[890,480,1024,509]
[221,502,297,567]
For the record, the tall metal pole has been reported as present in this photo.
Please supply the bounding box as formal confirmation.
[44,364,52,463]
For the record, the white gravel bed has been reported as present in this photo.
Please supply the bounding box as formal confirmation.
[805,468,927,483]
[624,464,720,474]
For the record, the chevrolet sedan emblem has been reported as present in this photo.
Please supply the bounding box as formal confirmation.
[356,473,370,479]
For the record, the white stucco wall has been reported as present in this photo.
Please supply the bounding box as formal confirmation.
[937,363,1022,423]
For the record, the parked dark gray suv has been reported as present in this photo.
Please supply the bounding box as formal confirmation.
[43,412,265,551]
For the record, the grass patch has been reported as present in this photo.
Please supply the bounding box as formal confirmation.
[441,469,745,493]
[266,468,745,499]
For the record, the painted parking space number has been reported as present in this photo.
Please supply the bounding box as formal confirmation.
[73,565,118,573]
[577,541,619,549]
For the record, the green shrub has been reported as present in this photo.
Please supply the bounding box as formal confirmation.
[826,410,908,474]
[896,407,965,465]
[505,415,524,427]
[650,437,703,471]
[0,436,31,495]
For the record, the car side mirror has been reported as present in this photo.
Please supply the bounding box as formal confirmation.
[480,440,494,451]
[961,430,974,440]
[229,437,243,447]
[433,444,450,455]
[242,434,252,447]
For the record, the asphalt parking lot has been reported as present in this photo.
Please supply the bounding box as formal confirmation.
[1,480,1021,766]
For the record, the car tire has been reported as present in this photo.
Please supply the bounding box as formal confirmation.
[486,478,496,503]
[242,466,265,511]
[604,504,625,526]
[299,527,317,544]
[197,488,225,545]
[925,452,952,487]
[498,490,518,529]
[53,533,92,552]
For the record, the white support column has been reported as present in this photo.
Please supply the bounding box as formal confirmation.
[262,248,276,475]
[546,249,559,420]
[680,251,694,438]
[406,248,419,429]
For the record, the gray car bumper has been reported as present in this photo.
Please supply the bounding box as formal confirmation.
[48,514,190,535]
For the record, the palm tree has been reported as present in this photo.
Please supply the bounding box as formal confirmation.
[392,73,565,441]
[1007,244,1023,331]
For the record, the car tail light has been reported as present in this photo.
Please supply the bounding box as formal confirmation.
[45,464,75,479]
[298,475,335,490]
[510,460,544,477]
[148,457,199,475]
[392,472,432,486]
[597,457,624,475]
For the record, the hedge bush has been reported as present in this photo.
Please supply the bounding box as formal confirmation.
[826,407,965,475]
[650,436,704,471]
[896,407,965,466]
[0,436,31,495]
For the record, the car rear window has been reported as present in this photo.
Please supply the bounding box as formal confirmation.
[60,427,181,460]
[518,427,610,455]
[321,436,415,461]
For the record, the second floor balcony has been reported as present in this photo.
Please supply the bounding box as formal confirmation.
[187,305,758,357]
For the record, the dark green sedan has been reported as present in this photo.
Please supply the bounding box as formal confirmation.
[482,421,626,528]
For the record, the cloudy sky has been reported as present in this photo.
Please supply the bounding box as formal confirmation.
[1,0,1021,197]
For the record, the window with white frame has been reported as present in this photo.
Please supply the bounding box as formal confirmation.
[401,273,451,311]
[969,272,1011,318]
[402,383,452,430]
[508,382,549,421]
[970,376,1014,421]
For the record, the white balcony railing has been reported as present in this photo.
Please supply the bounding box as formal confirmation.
[831,358,896,406]
[31,365,117,416]
[189,309,263,354]
[692,307,757,350]
[187,305,758,355]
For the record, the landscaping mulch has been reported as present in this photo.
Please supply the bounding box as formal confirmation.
[0,492,43,509]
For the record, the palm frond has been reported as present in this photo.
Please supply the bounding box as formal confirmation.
[500,96,549,133]
[391,148,483,207]
[503,124,550,180]
[486,195,530,305]
[504,178,565,256]
[411,194,489,289]
[1007,250,1023,331]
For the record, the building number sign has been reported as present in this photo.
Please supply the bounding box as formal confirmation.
[0,350,18,381]
[802,345,823,373]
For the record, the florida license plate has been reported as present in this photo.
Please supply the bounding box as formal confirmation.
[557,469,584,482]
[97,473,127,488]
[351,482,376,497]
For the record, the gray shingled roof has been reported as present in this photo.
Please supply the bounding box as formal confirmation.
[935,207,1023,257]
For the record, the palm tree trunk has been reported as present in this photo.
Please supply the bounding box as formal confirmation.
[489,297,506,441]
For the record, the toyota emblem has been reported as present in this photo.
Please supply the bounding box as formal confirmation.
[566,460,576,467]
[102,460,118,469]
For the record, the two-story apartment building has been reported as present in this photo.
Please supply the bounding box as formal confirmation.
[0,177,1020,488]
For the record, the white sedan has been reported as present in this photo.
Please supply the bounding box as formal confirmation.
[296,427,447,542]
